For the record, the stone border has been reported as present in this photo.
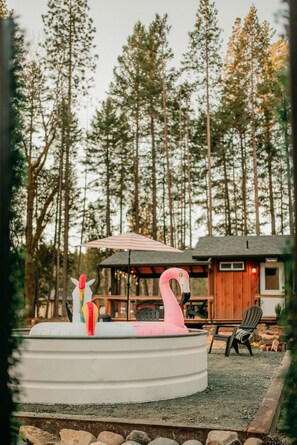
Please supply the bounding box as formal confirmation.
[15,351,290,441]
[14,413,247,444]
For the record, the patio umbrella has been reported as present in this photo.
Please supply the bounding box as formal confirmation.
[81,232,183,320]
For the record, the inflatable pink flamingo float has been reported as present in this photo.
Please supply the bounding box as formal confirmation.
[132,267,190,335]
[30,268,191,337]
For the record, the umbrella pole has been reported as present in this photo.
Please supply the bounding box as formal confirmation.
[126,250,131,321]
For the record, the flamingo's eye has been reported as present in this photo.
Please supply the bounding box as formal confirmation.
[179,273,183,278]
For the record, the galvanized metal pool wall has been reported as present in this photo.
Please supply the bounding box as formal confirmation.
[16,331,207,404]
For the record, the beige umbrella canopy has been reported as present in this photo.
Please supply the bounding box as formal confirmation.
[81,232,183,319]
[81,232,182,252]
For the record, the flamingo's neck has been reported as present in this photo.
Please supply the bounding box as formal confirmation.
[159,270,185,327]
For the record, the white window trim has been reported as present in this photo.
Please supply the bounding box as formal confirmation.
[219,261,245,271]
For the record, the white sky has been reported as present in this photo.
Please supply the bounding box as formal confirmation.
[8,0,285,110]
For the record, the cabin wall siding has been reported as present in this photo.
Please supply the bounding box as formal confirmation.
[213,260,259,320]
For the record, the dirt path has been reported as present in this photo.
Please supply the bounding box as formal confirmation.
[20,350,285,431]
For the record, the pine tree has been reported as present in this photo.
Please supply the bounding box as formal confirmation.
[182,0,222,235]
[22,59,58,317]
[89,99,119,237]
[111,22,147,233]
[147,14,176,245]
[42,0,96,314]
[220,17,251,235]
[241,6,264,234]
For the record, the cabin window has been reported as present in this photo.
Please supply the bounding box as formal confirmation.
[260,262,285,295]
[219,261,245,271]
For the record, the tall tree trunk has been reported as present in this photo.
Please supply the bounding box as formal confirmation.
[151,114,157,240]
[46,205,58,319]
[222,149,231,235]
[54,139,64,317]
[62,0,73,316]
[232,153,239,235]
[161,55,174,246]
[283,94,294,234]
[62,139,70,315]
[25,89,38,318]
[77,141,88,274]
[178,97,185,249]
[25,172,36,318]
[161,158,167,243]
[106,143,111,236]
[239,132,248,235]
[185,94,192,247]
[250,33,260,235]
[265,120,276,234]
[134,85,140,233]
[119,146,124,234]
[206,44,213,236]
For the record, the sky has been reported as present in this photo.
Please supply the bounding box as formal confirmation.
[8,0,286,112]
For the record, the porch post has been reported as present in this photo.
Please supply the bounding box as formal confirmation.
[110,268,116,295]
[208,260,214,322]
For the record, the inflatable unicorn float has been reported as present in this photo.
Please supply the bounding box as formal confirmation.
[30,267,191,337]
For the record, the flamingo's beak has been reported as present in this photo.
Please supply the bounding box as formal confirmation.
[82,302,98,336]
[180,292,191,306]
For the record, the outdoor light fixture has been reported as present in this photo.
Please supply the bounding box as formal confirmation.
[252,267,257,274]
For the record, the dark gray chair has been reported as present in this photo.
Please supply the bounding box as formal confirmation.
[186,300,208,319]
[135,306,159,321]
[209,305,263,356]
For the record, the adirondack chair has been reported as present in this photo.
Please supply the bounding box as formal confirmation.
[186,300,208,319]
[209,305,263,357]
[135,306,160,321]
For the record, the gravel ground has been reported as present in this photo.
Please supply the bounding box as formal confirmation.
[19,349,285,431]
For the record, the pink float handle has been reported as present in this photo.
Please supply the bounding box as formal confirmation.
[79,274,86,290]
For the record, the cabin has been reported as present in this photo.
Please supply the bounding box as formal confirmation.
[95,235,293,324]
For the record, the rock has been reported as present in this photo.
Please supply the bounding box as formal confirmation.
[60,429,97,445]
[243,438,263,445]
[97,431,125,445]
[19,425,59,444]
[123,442,142,445]
[182,441,203,445]
[92,443,109,445]
[149,439,179,445]
[206,431,242,445]
[126,431,151,445]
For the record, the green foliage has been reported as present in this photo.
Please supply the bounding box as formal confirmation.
[42,0,97,98]
[214,6,290,236]
[182,0,222,100]
[1,11,26,444]
[280,255,297,443]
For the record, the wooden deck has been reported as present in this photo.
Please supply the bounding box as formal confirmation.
[92,294,278,326]
[92,295,214,322]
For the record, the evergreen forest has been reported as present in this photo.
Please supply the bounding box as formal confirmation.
[2,0,292,318]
